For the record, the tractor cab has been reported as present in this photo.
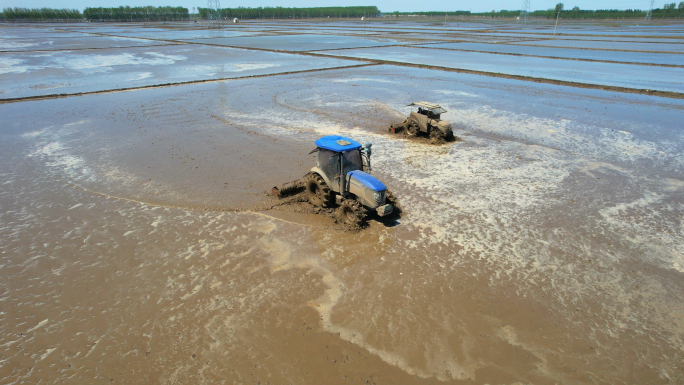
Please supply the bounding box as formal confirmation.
[306,135,394,223]
[311,135,372,194]
[410,101,447,120]
[388,101,453,141]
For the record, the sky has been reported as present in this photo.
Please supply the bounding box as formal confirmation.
[0,0,661,13]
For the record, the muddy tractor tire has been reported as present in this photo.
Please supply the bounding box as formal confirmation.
[407,120,420,136]
[305,173,334,207]
[444,129,455,142]
[336,199,367,227]
[385,190,402,216]
[429,128,445,143]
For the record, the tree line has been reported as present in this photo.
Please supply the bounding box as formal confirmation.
[83,6,189,21]
[1,7,82,21]
[197,6,380,20]
[388,11,472,16]
[528,3,684,19]
[391,4,684,19]
[3,4,683,22]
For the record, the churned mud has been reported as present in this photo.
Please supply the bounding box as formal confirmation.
[1,20,684,384]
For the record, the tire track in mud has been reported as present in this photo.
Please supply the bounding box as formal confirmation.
[63,177,321,218]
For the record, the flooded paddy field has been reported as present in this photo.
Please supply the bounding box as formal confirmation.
[184,34,414,51]
[0,45,362,99]
[462,33,684,43]
[509,39,684,52]
[0,35,172,52]
[318,46,684,92]
[416,42,684,66]
[0,31,93,39]
[60,26,177,34]
[1,20,684,384]
[96,30,263,40]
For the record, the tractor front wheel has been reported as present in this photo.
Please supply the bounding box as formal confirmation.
[336,199,367,227]
[429,128,445,143]
[305,173,333,207]
[385,190,402,216]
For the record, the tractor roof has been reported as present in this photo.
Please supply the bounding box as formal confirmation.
[315,135,362,152]
[408,101,447,114]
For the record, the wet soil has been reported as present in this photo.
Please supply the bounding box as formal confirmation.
[1,20,684,385]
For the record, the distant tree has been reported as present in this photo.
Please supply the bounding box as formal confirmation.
[200,6,380,20]
[1,7,81,21]
[555,3,564,12]
[83,6,188,21]
[679,1,684,9]
[572,6,579,11]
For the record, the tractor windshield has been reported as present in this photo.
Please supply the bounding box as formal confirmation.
[342,150,362,172]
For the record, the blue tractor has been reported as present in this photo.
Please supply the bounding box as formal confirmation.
[304,135,399,226]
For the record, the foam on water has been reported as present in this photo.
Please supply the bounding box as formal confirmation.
[0,41,40,50]
[600,191,684,273]
[0,57,29,74]
[332,77,398,84]
[55,52,187,74]
[127,72,153,81]
[231,62,280,72]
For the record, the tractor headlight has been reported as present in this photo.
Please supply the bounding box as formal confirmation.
[374,191,385,203]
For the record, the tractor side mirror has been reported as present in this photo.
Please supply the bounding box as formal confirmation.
[364,142,372,157]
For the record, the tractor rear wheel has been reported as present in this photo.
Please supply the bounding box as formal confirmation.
[336,199,367,227]
[407,120,420,136]
[305,173,333,207]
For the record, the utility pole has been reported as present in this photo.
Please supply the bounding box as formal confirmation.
[519,0,530,22]
[553,10,560,35]
[207,0,220,27]
[644,0,654,21]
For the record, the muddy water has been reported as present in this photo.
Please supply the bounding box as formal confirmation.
[2,23,684,384]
